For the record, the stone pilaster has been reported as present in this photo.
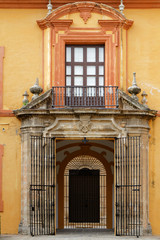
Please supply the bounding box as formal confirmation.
[18,130,31,234]
[141,131,152,235]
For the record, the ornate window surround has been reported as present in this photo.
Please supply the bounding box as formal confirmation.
[37,2,133,91]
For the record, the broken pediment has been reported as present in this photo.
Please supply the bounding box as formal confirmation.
[13,88,156,118]
[37,2,133,30]
[118,90,150,111]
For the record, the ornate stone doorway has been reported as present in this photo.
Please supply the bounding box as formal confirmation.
[14,86,155,236]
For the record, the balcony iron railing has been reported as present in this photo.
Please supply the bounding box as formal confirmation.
[52,86,119,108]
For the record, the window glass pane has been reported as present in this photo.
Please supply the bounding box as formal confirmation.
[99,87,104,97]
[99,77,104,86]
[87,66,96,75]
[74,87,83,96]
[74,66,83,75]
[74,76,83,86]
[87,88,96,97]
[74,48,83,62]
[66,47,71,62]
[66,87,71,96]
[87,48,96,62]
[99,47,104,62]
[87,77,96,86]
[66,66,71,75]
[99,66,104,75]
[66,76,71,86]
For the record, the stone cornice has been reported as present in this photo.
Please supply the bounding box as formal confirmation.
[1,1,160,9]
[98,19,133,30]
[13,108,157,119]
[37,19,73,30]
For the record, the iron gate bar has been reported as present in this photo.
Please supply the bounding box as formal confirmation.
[30,136,56,236]
[115,137,141,237]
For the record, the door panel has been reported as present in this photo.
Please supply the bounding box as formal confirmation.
[69,169,100,223]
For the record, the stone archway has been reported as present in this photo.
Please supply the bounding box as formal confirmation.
[64,155,107,229]
[57,146,113,229]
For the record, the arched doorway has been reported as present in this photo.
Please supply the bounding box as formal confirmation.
[63,155,109,229]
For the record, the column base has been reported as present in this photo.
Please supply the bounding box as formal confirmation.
[18,221,30,235]
[143,223,152,235]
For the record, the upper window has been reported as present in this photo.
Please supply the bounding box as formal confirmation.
[65,45,105,89]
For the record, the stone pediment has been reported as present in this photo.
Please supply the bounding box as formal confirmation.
[37,2,133,30]
[13,88,156,117]
[118,90,150,111]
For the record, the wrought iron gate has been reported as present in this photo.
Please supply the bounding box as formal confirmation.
[30,136,56,236]
[115,137,141,237]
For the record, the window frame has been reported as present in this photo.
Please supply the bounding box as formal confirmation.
[65,45,105,88]
[53,34,115,88]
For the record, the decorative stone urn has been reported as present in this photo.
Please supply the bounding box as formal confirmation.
[128,72,141,101]
[30,78,43,100]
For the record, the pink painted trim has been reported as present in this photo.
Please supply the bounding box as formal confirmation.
[0,47,4,109]
[50,28,52,89]
[0,110,14,117]
[126,31,128,92]
[42,31,44,91]
[0,145,4,212]
[117,30,120,88]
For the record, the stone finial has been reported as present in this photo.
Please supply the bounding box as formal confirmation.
[30,78,43,100]
[47,0,52,14]
[141,91,148,108]
[22,91,29,106]
[128,72,141,101]
[119,0,125,14]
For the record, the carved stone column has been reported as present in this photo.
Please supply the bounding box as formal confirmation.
[19,124,45,234]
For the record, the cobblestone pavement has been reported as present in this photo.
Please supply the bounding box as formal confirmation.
[1,230,160,240]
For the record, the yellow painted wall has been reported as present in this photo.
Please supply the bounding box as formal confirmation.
[0,9,47,110]
[0,9,46,234]
[0,117,21,234]
[125,10,160,235]
[149,118,160,235]
[125,9,160,110]
[0,8,160,235]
